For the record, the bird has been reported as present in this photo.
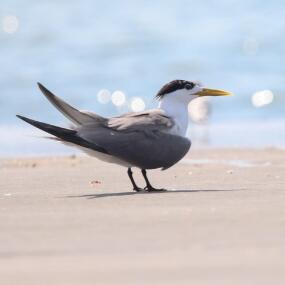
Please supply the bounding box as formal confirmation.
[17,80,231,192]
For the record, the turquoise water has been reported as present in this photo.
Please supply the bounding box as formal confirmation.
[0,0,285,155]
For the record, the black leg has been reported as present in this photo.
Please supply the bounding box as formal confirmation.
[127,168,143,192]
[141,169,166,192]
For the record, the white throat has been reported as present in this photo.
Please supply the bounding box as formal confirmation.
[158,95,189,137]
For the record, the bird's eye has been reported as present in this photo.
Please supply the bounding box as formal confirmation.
[185,83,195,90]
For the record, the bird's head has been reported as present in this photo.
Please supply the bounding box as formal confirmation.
[156,80,231,104]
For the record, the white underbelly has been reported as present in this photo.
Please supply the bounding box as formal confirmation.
[81,147,132,167]
[60,140,132,167]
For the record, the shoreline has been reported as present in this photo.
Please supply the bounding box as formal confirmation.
[2,146,284,163]
[1,145,285,160]
[1,120,285,157]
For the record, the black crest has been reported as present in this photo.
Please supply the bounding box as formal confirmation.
[156,80,195,99]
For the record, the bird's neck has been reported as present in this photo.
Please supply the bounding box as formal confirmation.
[158,96,189,137]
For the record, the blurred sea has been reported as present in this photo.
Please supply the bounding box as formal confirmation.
[0,0,285,156]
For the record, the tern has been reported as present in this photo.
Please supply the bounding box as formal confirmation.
[17,80,231,191]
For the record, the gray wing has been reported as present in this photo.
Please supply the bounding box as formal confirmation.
[37,83,106,125]
[78,111,190,169]
[107,109,174,132]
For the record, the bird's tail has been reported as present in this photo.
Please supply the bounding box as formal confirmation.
[16,115,108,154]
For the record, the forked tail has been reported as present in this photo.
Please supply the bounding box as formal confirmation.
[16,115,108,154]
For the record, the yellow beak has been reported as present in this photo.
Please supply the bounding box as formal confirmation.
[196,88,232,97]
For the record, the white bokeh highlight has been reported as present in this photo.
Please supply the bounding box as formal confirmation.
[111,90,126,106]
[97,89,111,104]
[2,15,19,34]
[252,90,274,108]
[130,97,145,112]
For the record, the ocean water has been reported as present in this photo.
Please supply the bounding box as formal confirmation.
[0,0,285,156]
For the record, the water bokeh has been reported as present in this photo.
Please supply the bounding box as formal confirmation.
[1,0,285,155]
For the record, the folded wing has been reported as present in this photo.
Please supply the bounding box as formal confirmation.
[77,110,190,169]
[78,122,190,170]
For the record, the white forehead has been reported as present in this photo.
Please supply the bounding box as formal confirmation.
[192,80,202,86]
[190,83,203,94]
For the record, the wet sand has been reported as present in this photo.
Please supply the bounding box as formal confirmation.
[1,148,285,285]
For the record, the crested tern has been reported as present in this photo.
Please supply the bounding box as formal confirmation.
[17,80,231,191]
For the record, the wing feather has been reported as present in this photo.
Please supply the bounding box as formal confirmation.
[37,83,106,125]
[107,109,173,132]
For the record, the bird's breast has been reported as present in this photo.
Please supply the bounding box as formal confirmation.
[168,120,187,137]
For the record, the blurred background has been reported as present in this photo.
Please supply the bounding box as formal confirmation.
[1,0,285,156]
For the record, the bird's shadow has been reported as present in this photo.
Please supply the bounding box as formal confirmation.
[66,188,245,199]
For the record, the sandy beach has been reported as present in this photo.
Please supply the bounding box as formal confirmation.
[1,148,285,284]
